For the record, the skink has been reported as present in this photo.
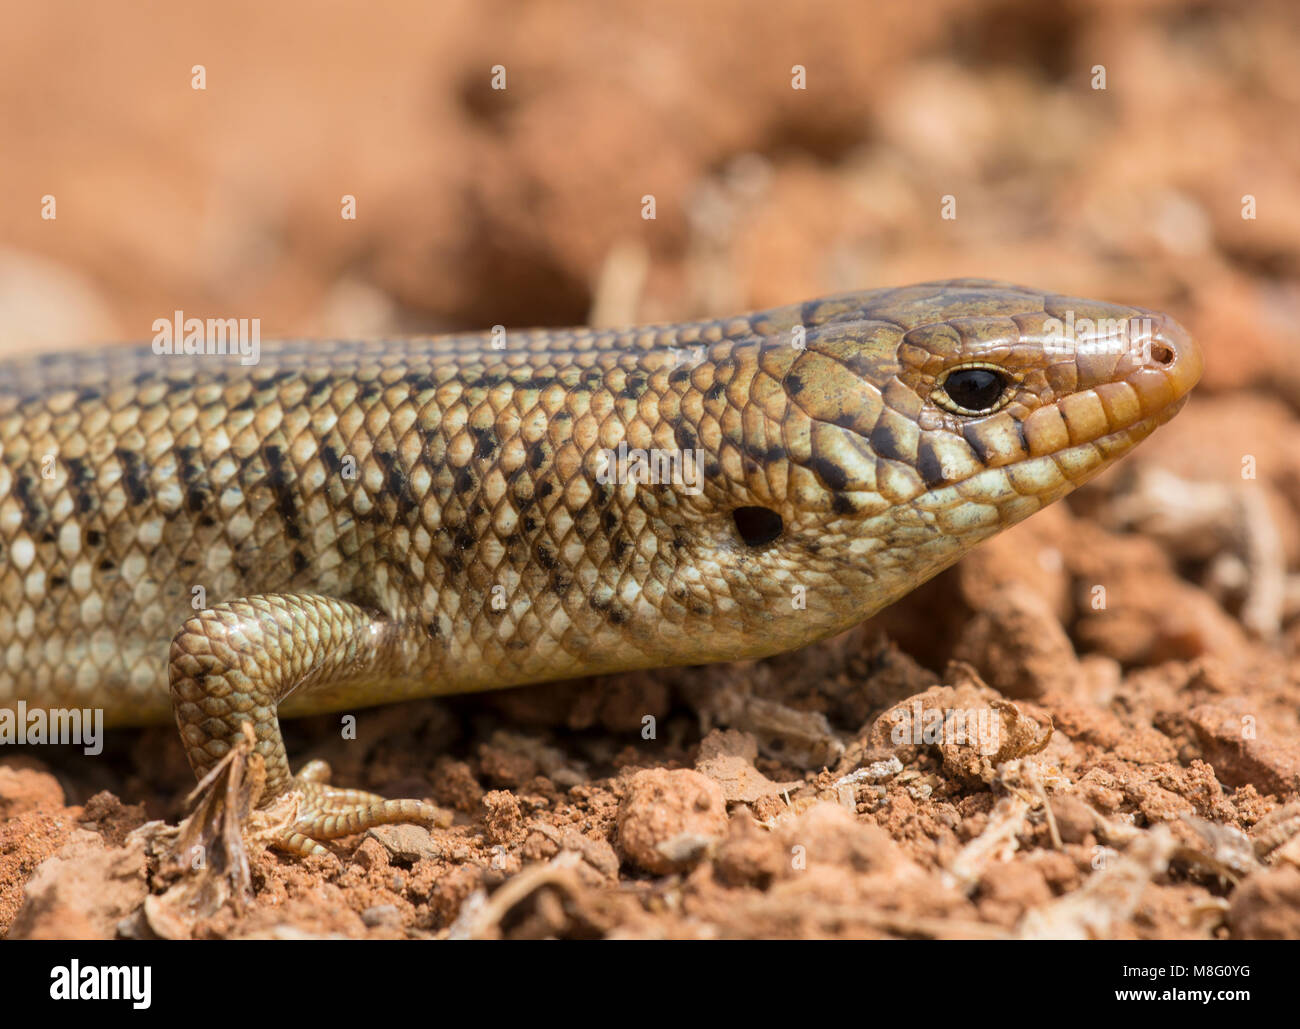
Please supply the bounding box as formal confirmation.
[0,279,1202,853]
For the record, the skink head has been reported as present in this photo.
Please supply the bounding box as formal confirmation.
[782,278,1200,499]
[720,279,1201,628]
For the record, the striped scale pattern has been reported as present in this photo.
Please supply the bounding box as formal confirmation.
[0,280,1200,825]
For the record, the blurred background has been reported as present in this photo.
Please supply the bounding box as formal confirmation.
[5,0,1300,941]
[3,0,1300,651]
[1,0,1296,376]
[7,0,1300,641]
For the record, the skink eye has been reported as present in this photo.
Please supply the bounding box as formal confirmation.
[934,366,1011,415]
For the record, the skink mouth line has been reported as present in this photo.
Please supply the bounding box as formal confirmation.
[831,399,1185,518]
[1068,393,1189,462]
[878,392,1191,506]
[970,395,1188,497]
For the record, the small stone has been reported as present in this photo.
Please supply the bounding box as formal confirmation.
[617,769,727,875]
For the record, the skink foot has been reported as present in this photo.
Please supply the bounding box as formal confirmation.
[270,763,451,856]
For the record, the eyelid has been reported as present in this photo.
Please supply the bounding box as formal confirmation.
[930,362,1017,416]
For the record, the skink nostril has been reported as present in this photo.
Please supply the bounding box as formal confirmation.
[1150,342,1175,365]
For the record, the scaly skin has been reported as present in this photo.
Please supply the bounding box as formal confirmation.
[0,279,1201,852]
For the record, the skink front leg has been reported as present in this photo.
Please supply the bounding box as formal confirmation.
[168,592,444,856]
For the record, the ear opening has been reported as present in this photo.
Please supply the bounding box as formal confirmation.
[732,506,783,547]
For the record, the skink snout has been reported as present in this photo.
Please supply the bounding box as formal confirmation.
[1122,310,1203,417]
[1145,312,1202,400]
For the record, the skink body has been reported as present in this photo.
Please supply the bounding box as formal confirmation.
[0,279,1201,850]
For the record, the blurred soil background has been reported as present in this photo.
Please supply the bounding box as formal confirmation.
[3,0,1300,938]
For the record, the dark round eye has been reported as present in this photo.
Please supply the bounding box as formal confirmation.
[939,367,1008,414]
